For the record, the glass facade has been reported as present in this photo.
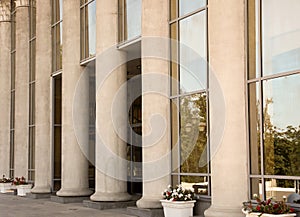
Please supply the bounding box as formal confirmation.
[51,0,63,191]
[118,0,142,42]
[28,0,36,182]
[51,0,63,72]
[170,0,209,196]
[248,0,300,200]
[9,0,16,179]
[80,0,96,61]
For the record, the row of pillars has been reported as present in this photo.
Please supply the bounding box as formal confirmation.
[0,0,249,216]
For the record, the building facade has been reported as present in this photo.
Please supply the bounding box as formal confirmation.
[0,0,299,216]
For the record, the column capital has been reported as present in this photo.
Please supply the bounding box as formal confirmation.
[0,1,10,22]
[15,0,30,8]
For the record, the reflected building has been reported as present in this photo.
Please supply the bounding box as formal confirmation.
[0,0,299,216]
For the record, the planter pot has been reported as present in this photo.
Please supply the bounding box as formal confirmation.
[160,200,196,217]
[0,183,12,193]
[242,209,296,217]
[17,184,32,196]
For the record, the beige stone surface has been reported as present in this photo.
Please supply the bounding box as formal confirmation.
[31,0,52,194]
[14,5,29,178]
[136,0,170,209]
[91,0,131,202]
[204,0,248,216]
[56,0,91,197]
[0,0,11,177]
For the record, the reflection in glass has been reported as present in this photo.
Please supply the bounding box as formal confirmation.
[118,0,141,42]
[248,82,261,175]
[180,12,207,93]
[180,176,208,195]
[262,0,300,76]
[250,178,261,199]
[87,1,96,56]
[80,0,96,60]
[179,0,206,17]
[264,178,296,201]
[171,99,179,173]
[180,93,207,174]
[263,74,300,176]
[170,23,178,96]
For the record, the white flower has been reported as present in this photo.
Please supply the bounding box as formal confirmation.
[179,193,183,198]
[167,184,171,189]
[173,189,176,193]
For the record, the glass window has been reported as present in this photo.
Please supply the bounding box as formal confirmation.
[52,0,63,72]
[28,0,36,182]
[179,12,207,93]
[262,0,300,76]
[179,0,206,17]
[170,0,209,196]
[118,0,142,42]
[80,0,96,61]
[248,0,300,201]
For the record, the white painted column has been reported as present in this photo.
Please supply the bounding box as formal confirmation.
[56,0,92,197]
[204,0,248,216]
[14,0,30,178]
[90,0,131,202]
[136,0,170,209]
[0,0,11,177]
[31,0,52,194]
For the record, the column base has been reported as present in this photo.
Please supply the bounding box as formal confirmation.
[204,205,243,217]
[90,191,132,202]
[136,196,162,209]
[56,187,92,197]
[31,185,51,194]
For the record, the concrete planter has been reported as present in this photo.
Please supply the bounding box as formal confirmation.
[160,200,196,217]
[242,209,296,217]
[17,184,32,196]
[0,183,12,193]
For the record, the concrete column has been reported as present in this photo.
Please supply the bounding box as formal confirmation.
[204,0,248,216]
[31,0,52,194]
[0,0,11,177]
[136,0,170,209]
[14,0,30,178]
[90,0,131,202]
[56,0,92,197]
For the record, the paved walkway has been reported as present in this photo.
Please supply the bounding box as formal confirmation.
[0,194,137,217]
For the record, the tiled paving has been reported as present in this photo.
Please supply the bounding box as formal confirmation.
[0,193,137,217]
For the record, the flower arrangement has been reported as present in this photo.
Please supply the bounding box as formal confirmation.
[12,176,28,185]
[243,196,295,215]
[162,184,195,201]
[0,175,13,183]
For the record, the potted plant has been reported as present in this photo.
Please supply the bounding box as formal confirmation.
[0,175,13,193]
[160,184,196,217]
[242,196,296,217]
[12,176,32,196]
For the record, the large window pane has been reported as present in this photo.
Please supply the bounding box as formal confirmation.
[262,0,300,76]
[180,93,207,174]
[179,12,207,93]
[180,175,208,195]
[263,74,300,176]
[118,0,141,42]
[87,0,96,57]
[171,99,179,173]
[179,0,206,17]
[249,82,261,175]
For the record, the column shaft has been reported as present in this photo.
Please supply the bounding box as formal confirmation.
[90,0,131,202]
[136,0,170,209]
[31,0,52,194]
[204,0,248,216]
[0,0,11,177]
[56,0,92,197]
[14,2,30,178]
